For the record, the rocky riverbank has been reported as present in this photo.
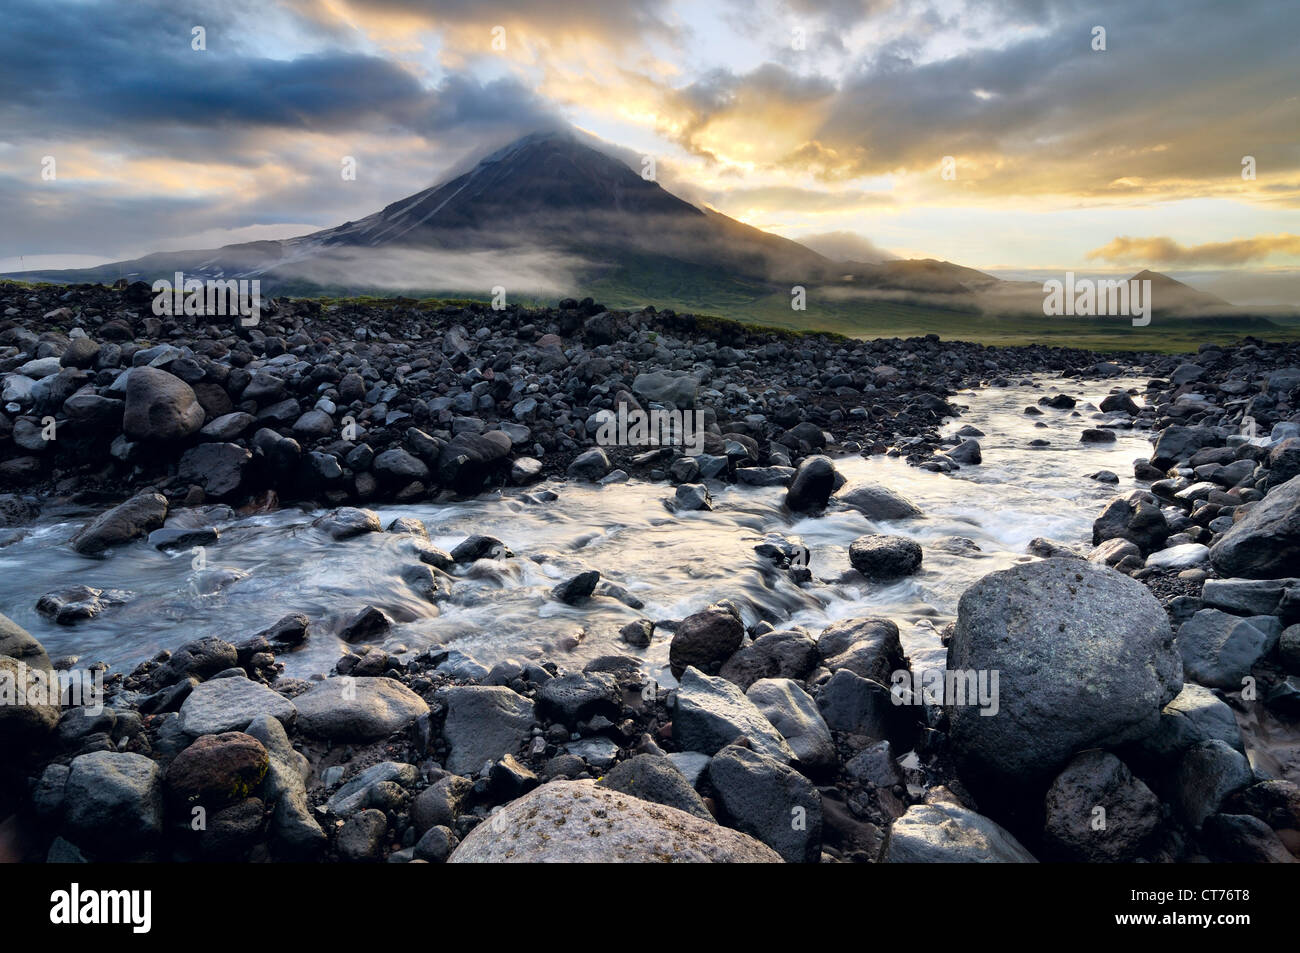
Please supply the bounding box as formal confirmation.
[2,280,1299,863]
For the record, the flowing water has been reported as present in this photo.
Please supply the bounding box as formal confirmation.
[0,376,1156,686]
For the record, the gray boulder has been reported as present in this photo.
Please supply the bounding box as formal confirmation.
[848,534,922,579]
[946,559,1181,789]
[123,366,205,441]
[1177,609,1280,690]
[708,744,822,863]
[439,686,536,775]
[1043,750,1160,861]
[835,483,923,520]
[885,792,1036,862]
[1210,474,1300,578]
[597,754,713,821]
[668,603,744,678]
[179,676,298,736]
[785,455,838,512]
[672,667,795,762]
[71,491,168,554]
[746,678,836,773]
[62,751,164,851]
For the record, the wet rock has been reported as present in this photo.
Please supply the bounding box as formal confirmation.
[834,483,923,520]
[35,585,131,625]
[567,448,611,481]
[719,629,818,691]
[620,619,654,647]
[551,570,600,604]
[848,534,922,579]
[785,455,837,512]
[815,669,894,738]
[339,605,392,643]
[668,603,745,678]
[412,775,473,834]
[178,443,251,498]
[151,636,238,687]
[413,825,459,863]
[450,534,511,562]
[312,507,381,540]
[946,559,1181,790]
[71,491,168,554]
[816,617,905,683]
[1092,492,1169,555]
[536,671,621,728]
[673,483,712,511]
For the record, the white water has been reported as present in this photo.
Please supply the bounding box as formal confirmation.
[0,377,1154,687]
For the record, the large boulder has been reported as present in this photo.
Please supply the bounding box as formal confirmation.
[718,629,818,690]
[178,443,251,498]
[448,780,780,862]
[0,612,52,671]
[123,366,205,441]
[1210,474,1300,578]
[71,491,168,554]
[0,654,60,751]
[1150,424,1223,470]
[946,559,1182,790]
[294,676,428,743]
[746,678,836,773]
[439,686,536,775]
[436,431,511,491]
[1092,492,1169,555]
[243,713,326,858]
[164,731,269,807]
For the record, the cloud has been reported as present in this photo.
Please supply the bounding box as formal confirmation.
[1086,234,1300,266]
[794,230,893,261]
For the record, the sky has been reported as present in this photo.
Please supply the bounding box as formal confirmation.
[1,0,1297,301]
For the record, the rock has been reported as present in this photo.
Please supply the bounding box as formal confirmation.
[672,667,795,762]
[179,676,297,737]
[1150,424,1223,470]
[536,672,621,727]
[1174,740,1254,830]
[0,612,52,671]
[835,483,923,520]
[1177,609,1279,690]
[946,559,1181,790]
[1201,577,1300,616]
[567,448,611,481]
[668,603,745,678]
[448,780,780,863]
[1089,537,1141,566]
[844,739,904,788]
[1210,474,1300,578]
[294,676,428,742]
[199,797,265,859]
[620,619,654,647]
[1144,542,1209,570]
[945,438,982,464]
[435,431,510,490]
[178,443,251,498]
[632,371,698,408]
[719,629,818,691]
[412,775,472,834]
[1201,814,1298,863]
[337,809,388,862]
[413,825,459,863]
[439,686,536,775]
[123,367,205,441]
[339,605,392,643]
[746,678,835,773]
[62,751,165,851]
[673,483,712,511]
[816,616,905,683]
[312,507,381,540]
[848,534,923,579]
[0,655,59,751]
[243,713,326,859]
[708,744,822,862]
[885,793,1036,862]
[164,732,269,807]
[71,491,168,554]
[1080,428,1116,444]
[598,754,713,821]
[35,585,131,625]
[150,636,238,687]
[815,669,894,738]
[450,534,510,562]
[551,570,600,604]
[1100,392,1141,415]
[785,455,837,512]
[510,455,543,485]
[1133,682,1244,761]
[1042,750,1160,861]
[326,761,419,815]
[1092,492,1169,555]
